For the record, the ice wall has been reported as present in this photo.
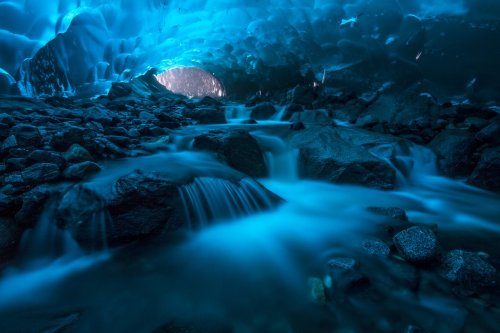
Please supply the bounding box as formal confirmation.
[0,0,499,100]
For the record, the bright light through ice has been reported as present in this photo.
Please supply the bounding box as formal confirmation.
[155,67,225,98]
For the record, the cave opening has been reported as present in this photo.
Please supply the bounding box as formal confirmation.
[155,66,225,98]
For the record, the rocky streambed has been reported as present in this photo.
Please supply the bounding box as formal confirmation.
[0,80,499,333]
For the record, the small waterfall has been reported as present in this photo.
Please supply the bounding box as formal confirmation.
[225,104,250,123]
[178,177,276,228]
[271,105,287,121]
[394,144,438,185]
[253,133,299,181]
[17,201,83,269]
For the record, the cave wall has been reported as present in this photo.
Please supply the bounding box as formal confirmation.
[0,0,498,101]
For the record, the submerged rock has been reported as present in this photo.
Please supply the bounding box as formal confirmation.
[440,250,496,290]
[193,130,267,178]
[308,277,327,305]
[366,206,409,222]
[393,226,439,264]
[361,239,391,258]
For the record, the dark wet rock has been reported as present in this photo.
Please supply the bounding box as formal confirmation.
[108,82,133,99]
[183,107,226,124]
[0,192,18,215]
[406,325,428,333]
[281,103,304,121]
[105,135,131,148]
[454,104,498,122]
[10,124,43,147]
[5,158,27,172]
[49,125,88,151]
[197,96,223,108]
[15,185,54,228]
[21,163,61,185]
[1,135,18,152]
[193,130,267,178]
[85,137,127,159]
[139,111,156,121]
[27,150,65,167]
[463,117,488,132]
[63,161,101,180]
[468,147,500,192]
[288,85,320,108]
[0,217,21,262]
[250,102,276,120]
[241,119,257,125]
[475,116,500,146]
[361,239,391,257]
[56,185,108,245]
[366,206,409,222]
[291,127,401,190]
[63,144,94,163]
[290,121,305,131]
[84,107,116,127]
[393,226,439,264]
[440,250,496,290]
[429,130,475,177]
[44,96,76,109]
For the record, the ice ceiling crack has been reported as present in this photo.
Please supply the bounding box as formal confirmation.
[155,67,225,98]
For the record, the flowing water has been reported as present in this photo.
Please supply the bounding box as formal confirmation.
[0,122,499,333]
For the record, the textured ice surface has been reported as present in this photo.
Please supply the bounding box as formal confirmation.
[0,0,498,99]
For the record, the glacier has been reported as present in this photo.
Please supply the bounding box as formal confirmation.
[0,0,499,101]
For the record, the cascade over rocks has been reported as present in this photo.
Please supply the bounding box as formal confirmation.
[56,165,281,248]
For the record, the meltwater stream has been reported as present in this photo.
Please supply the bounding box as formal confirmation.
[0,127,499,332]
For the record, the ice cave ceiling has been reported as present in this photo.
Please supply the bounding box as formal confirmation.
[0,0,499,101]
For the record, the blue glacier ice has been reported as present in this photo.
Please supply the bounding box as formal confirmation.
[0,0,498,101]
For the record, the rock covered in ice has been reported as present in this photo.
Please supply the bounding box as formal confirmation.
[393,226,439,264]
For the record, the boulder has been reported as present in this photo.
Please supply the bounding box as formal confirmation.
[193,130,267,178]
[63,144,94,163]
[393,226,439,264]
[440,250,496,290]
[27,150,65,167]
[10,124,43,147]
[429,130,476,177]
[475,116,500,146]
[183,107,226,124]
[467,147,500,192]
[291,127,402,190]
[107,82,133,99]
[63,161,101,180]
[21,163,61,185]
[250,102,276,120]
[50,125,89,151]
